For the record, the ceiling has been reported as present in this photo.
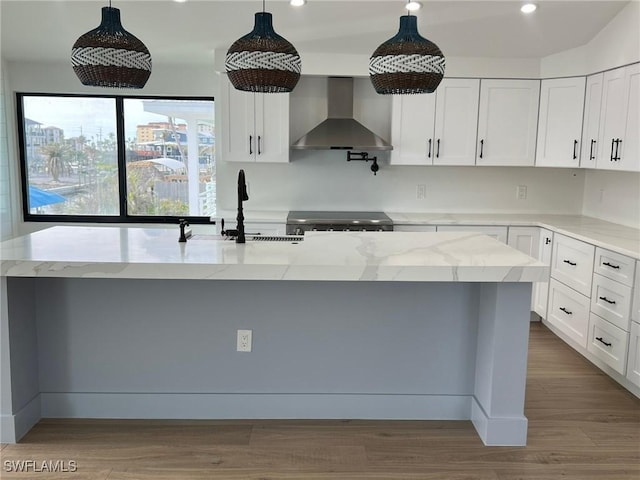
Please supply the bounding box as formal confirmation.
[0,0,631,68]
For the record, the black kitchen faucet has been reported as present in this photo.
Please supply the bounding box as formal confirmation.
[236,169,248,244]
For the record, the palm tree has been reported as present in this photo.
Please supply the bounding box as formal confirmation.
[40,142,72,182]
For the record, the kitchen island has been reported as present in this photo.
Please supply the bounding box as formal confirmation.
[1,227,547,445]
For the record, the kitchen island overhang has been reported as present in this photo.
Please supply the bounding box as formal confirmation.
[1,227,548,446]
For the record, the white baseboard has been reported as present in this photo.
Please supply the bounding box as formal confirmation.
[0,395,41,443]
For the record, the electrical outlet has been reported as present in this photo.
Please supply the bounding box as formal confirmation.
[237,329,252,352]
[516,185,527,200]
[416,184,426,200]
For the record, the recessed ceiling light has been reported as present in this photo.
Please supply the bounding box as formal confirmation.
[290,0,306,6]
[521,3,537,14]
[406,1,422,11]
[174,0,187,3]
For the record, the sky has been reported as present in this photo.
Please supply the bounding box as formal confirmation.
[22,97,214,141]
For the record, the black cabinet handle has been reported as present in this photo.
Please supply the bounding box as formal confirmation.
[589,139,596,161]
[614,139,621,161]
[596,337,612,347]
[428,139,432,158]
[479,139,484,159]
[563,259,577,266]
[436,139,440,158]
[573,140,578,160]
[599,296,616,305]
[545,237,551,245]
[249,135,253,155]
[602,261,620,269]
[559,307,572,315]
[610,138,615,161]
[258,135,262,155]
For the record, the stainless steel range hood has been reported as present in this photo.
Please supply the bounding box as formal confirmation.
[291,77,392,151]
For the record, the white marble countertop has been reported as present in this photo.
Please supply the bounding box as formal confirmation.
[211,211,640,259]
[0,227,547,283]
[387,213,640,259]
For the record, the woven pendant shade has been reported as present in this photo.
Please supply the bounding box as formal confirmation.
[370,15,445,95]
[71,6,152,89]
[225,12,301,93]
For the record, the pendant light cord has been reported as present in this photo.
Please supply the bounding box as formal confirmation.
[263,0,265,13]
[406,0,412,16]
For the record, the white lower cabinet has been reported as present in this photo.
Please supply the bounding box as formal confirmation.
[587,313,629,375]
[627,321,640,387]
[435,225,508,244]
[533,229,553,318]
[590,273,633,331]
[547,278,590,348]
[551,234,594,297]
[508,226,542,311]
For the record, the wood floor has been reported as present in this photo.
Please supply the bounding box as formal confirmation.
[1,322,638,479]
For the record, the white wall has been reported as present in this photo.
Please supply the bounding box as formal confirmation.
[540,1,640,77]
[217,158,586,215]
[0,61,16,240]
[582,170,640,229]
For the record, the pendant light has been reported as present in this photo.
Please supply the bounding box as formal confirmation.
[225,0,301,93]
[369,1,445,94]
[71,1,152,89]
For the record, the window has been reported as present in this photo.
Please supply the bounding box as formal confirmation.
[17,93,215,223]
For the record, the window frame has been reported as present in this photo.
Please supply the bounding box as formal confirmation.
[16,92,216,224]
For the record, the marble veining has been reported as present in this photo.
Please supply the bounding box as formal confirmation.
[0,227,547,282]
[387,213,640,259]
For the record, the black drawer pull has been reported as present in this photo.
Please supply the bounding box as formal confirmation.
[613,139,621,161]
[589,139,596,161]
[436,139,441,158]
[428,139,432,158]
[479,139,484,159]
[258,135,262,155]
[249,135,253,155]
[573,140,578,160]
[610,138,615,161]
[599,296,616,305]
[559,307,572,315]
[563,259,577,266]
[602,262,620,269]
[596,337,612,347]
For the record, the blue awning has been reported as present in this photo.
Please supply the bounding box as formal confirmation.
[28,186,66,208]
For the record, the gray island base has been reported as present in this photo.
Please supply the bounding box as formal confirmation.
[1,228,548,446]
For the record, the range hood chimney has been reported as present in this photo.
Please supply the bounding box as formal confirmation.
[291,77,392,151]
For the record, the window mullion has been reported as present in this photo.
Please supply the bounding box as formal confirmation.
[115,96,128,220]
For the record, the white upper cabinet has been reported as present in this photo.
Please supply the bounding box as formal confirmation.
[220,75,290,163]
[536,77,586,168]
[476,79,540,166]
[390,93,436,165]
[597,63,640,172]
[432,79,480,166]
[390,78,479,166]
[580,73,603,168]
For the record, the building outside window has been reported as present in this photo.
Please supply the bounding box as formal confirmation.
[17,94,215,222]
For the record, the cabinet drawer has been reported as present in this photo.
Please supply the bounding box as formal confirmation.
[594,248,635,287]
[551,234,594,296]
[547,278,590,348]
[590,273,632,331]
[627,321,640,388]
[587,313,629,375]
